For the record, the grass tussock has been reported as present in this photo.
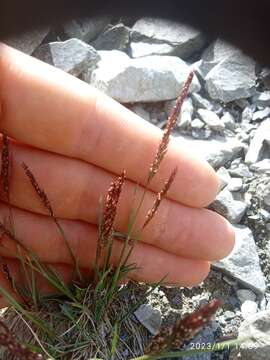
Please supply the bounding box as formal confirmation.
[0,73,245,359]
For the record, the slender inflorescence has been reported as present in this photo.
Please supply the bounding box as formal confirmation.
[0,320,44,360]
[145,298,222,354]
[21,162,54,218]
[1,132,10,200]
[100,171,126,246]
[143,167,178,229]
[148,71,194,183]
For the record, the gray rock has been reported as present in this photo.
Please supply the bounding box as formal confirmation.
[5,27,50,54]
[34,39,100,76]
[197,108,225,131]
[90,54,200,103]
[173,134,244,169]
[242,105,255,123]
[130,17,206,59]
[210,188,247,223]
[129,104,151,122]
[236,98,251,109]
[236,309,270,360]
[216,167,231,191]
[184,327,215,360]
[252,91,270,107]
[134,304,162,335]
[262,183,270,207]
[166,98,193,129]
[192,129,212,140]
[63,16,111,42]
[228,178,243,192]
[205,51,256,103]
[222,112,236,130]
[237,289,257,304]
[241,300,258,320]
[252,107,270,122]
[229,163,253,178]
[250,159,270,173]
[191,93,213,111]
[245,119,270,163]
[213,225,266,294]
[191,118,205,130]
[91,23,130,51]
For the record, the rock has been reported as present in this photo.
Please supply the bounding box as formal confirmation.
[130,17,206,59]
[184,327,215,360]
[129,104,151,122]
[91,23,130,51]
[90,54,200,103]
[166,98,193,129]
[261,68,270,89]
[213,225,266,294]
[191,118,205,130]
[210,188,247,223]
[191,93,213,111]
[229,163,253,178]
[205,51,256,103]
[197,108,225,131]
[241,300,258,320]
[262,184,270,207]
[173,134,244,169]
[63,16,111,42]
[228,178,243,192]
[216,167,231,191]
[134,304,162,335]
[191,129,212,140]
[235,98,251,109]
[200,39,239,77]
[252,91,270,107]
[250,159,270,173]
[252,107,270,121]
[5,27,50,55]
[33,39,100,77]
[222,112,236,130]
[245,119,270,163]
[236,309,270,360]
[237,289,257,304]
[242,105,255,123]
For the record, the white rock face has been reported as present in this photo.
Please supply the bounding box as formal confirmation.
[90,54,200,103]
[34,39,100,77]
[213,225,266,295]
[130,17,206,59]
[205,51,256,103]
[245,119,270,163]
[197,108,225,131]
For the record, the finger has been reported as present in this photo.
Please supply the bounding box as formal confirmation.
[0,204,210,286]
[0,43,219,208]
[0,141,234,261]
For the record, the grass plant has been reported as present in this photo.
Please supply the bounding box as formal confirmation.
[0,73,246,359]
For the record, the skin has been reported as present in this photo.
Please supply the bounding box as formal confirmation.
[0,44,235,307]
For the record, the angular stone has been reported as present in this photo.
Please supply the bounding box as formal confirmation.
[241,300,258,320]
[228,178,243,192]
[173,135,244,169]
[237,289,257,304]
[63,16,111,42]
[216,167,231,191]
[210,188,247,223]
[229,163,253,178]
[90,54,200,103]
[197,108,225,131]
[130,17,206,59]
[191,93,213,111]
[213,225,266,294]
[252,107,270,121]
[34,39,100,77]
[245,119,270,163]
[222,112,236,130]
[5,27,50,55]
[252,91,270,107]
[237,309,270,360]
[134,304,162,335]
[91,23,130,51]
[191,118,205,130]
[250,159,270,173]
[205,51,256,103]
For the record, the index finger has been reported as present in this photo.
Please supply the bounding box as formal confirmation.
[0,44,219,207]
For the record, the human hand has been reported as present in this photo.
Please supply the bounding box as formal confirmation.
[0,44,234,306]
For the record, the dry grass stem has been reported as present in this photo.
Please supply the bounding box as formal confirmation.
[0,320,44,360]
[1,132,10,200]
[143,167,178,229]
[148,71,194,182]
[21,163,54,218]
[145,298,222,354]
